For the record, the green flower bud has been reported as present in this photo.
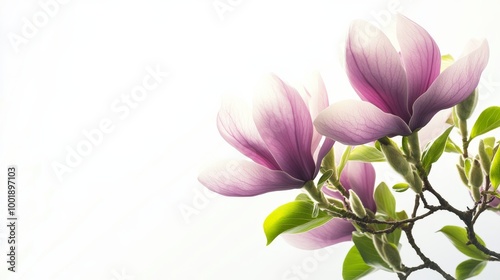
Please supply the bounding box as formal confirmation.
[373,235,403,272]
[478,140,491,172]
[471,184,481,202]
[469,159,484,189]
[380,140,412,179]
[456,165,469,186]
[349,190,366,218]
[410,171,423,193]
[456,89,478,120]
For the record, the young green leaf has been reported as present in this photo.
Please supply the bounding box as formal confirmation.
[349,145,386,162]
[470,106,500,139]
[295,193,312,201]
[352,232,392,271]
[456,259,487,280]
[318,169,334,186]
[445,139,463,154]
[342,245,377,280]
[491,148,500,190]
[374,182,397,219]
[422,126,454,172]
[392,183,410,193]
[438,226,489,260]
[263,201,332,245]
[338,146,353,175]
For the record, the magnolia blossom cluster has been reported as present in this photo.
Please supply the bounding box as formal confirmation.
[199,14,493,275]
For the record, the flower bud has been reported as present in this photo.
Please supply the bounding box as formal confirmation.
[410,171,422,193]
[373,235,403,272]
[456,89,478,120]
[471,185,481,202]
[469,159,483,189]
[478,140,491,172]
[456,165,469,186]
[380,140,412,179]
[349,189,366,218]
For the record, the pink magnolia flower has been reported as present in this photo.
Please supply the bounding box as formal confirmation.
[198,74,334,196]
[284,162,376,249]
[314,15,489,145]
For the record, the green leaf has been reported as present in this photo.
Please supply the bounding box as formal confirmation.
[445,139,463,154]
[456,259,487,280]
[438,226,489,260]
[338,146,353,175]
[392,183,410,193]
[422,126,454,172]
[318,169,333,186]
[470,106,500,139]
[491,148,500,190]
[374,182,396,219]
[342,245,377,280]
[263,201,332,245]
[349,145,386,162]
[295,193,311,201]
[352,232,392,271]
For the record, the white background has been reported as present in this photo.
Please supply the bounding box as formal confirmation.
[1,0,500,279]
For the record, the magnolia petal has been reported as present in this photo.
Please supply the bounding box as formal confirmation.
[300,72,330,155]
[314,138,335,177]
[340,162,376,212]
[417,109,452,150]
[282,218,354,250]
[198,160,304,197]
[410,40,489,130]
[314,100,412,145]
[346,20,410,122]
[397,14,441,109]
[217,99,280,170]
[253,74,316,180]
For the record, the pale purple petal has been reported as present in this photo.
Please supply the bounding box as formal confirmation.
[198,160,304,197]
[340,162,376,212]
[418,109,452,150]
[282,218,354,249]
[346,20,410,122]
[397,14,441,109]
[314,138,335,177]
[410,40,489,130]
[300,72,330,155]
[253,74,316,180]
[314,100,412,145]
[217,99,280,170]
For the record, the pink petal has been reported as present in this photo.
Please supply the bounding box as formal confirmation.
[346,20,410,122]
[340,162,376,212]
[300,72,330,155]
[217,99,280,170]
[314,138,335,176]
[253,74,316,180]
[397,15,441,109]
[282,218,354,250]
[417,109,452,150]
[410,40,489,130]
[314,100,412,145]
[198,160,304,197]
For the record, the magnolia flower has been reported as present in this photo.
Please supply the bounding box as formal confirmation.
[315,15,489,145]
[198,74,334,196]
[283,162,376,249]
